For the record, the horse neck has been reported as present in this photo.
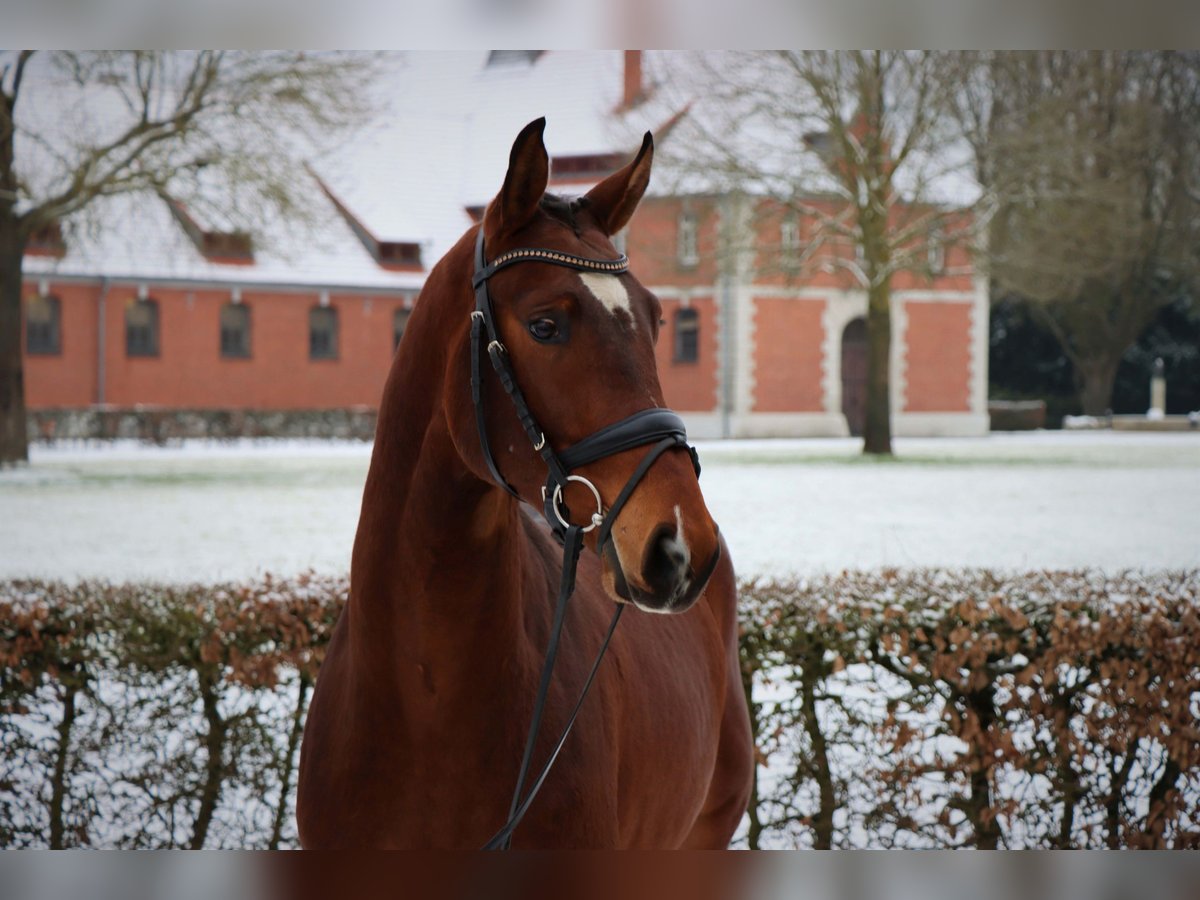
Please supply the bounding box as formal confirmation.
[344,247,530,697]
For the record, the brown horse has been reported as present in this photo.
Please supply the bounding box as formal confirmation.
[296,118,753,849]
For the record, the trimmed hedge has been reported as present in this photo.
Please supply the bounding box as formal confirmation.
[2,570,1197,848]
[0,575,343,848]
[740,570,1200,848]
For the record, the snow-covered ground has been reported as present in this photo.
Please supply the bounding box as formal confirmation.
[2,432,1197,583]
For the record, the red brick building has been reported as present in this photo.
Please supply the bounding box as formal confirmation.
[22,52,986,438]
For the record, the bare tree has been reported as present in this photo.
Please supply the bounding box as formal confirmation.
[661,51,976,455]
[0,51,381,465]
[973,51,1200,416]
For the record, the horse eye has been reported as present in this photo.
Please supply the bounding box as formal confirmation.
[529,318,559,342]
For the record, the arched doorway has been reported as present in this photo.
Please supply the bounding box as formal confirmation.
[841,317,867,436]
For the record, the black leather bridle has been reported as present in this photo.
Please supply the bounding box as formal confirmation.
[469,226,702,849]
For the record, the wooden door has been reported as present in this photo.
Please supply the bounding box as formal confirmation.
[841,318,867,437]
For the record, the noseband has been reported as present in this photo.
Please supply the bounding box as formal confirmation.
[468,226,702,848]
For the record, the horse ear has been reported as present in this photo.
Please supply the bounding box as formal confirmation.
[583,131,653,237]
[484,117,550,242]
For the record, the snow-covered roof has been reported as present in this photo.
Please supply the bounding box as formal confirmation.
[24,51,685,291]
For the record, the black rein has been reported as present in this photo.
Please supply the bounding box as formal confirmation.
[468,227,700,849]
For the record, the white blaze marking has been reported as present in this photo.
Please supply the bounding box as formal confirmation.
[578,273,634,326]
[630,505,693,615]
[671,504,692,573]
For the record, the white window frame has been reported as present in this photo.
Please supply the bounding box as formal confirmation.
[781,217,800,252]
[928,227,946,274]
[677,212,699,267]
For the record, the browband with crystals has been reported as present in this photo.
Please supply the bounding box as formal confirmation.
[472,247,629,288]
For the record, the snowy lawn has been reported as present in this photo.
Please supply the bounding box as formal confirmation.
[2,432,1197,582]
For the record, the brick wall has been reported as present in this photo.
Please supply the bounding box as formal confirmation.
[24,282,99,407]
[24,281,411,411]
[23,193,981,435]
[654,295,718,412]
[750,198,975,294]
[627,196,720,288]
[752,296,825,412]
[903,301,972,412]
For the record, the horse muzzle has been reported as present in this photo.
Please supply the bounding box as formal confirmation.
[601,519,722,614]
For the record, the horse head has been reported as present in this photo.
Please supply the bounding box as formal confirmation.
[446,118,722,614]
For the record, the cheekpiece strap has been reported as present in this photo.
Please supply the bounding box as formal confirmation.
[473,229,570,495]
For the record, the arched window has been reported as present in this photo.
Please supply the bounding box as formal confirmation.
[394,306,411,351]
[26,294,61,355]
[310,305,338,360]
[673,307,699,364]
[219,302,251,358]
[677,212,698,267]
[125,298,160,357]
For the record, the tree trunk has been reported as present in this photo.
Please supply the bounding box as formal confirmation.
[1077,357,1120,417]
[269,675,310,850]
[800,646,835,849]
[190,667,225,849]
[0,211,28,466]
[49,683,78,849]
[863,277,893,455]
[739,644,764,850]
[962,688,1001,849]
[1144,755,1181,848]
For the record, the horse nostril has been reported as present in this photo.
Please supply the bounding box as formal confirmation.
[642,525,691,599]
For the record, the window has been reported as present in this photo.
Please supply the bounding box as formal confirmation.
[377,242,422,267]
[486,50,544,68]
[309,306,338,360]
[928,227,945,274]
[781,217,800,252]
[613,227,628,256]
[25,294,61,355]
[125,298,160,357]
[219,302,251,358]
[394,306,411,351]
[673,308,699,364]
[677,212,698,267]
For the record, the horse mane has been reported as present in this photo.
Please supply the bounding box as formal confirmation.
[539,192,590,237]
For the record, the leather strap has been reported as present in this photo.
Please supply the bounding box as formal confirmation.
[470,310,519,497]
[594,436,682,553]
[497,524,585,849]
[559,408,697,472]
[469,225,706,849]
[473,246,628,288]
[473,228,569,495]
[481,603,624,851]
